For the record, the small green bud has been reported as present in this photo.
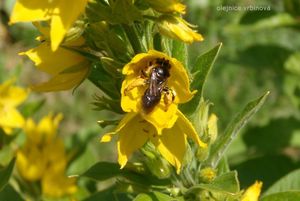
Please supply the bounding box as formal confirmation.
[145,157,171,179]
[142,143,171,179]
[196,146,209,162]
[124,162,147,174]
[64,19,85,44]
[198,167,216,183]
[207,114,218,144]
[100,57,123,77]
[167,187,181,197]
[192,99,211,138]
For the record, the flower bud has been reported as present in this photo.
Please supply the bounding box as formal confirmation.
[146,157,171,179]
[196,146,209,162]
[64,20,85,44]
[142,144,171,179]
[198,167,216,183]
[157,15,203,44]
[207,114,218,144]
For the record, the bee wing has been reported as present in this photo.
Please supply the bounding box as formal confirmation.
[149,73,159,96]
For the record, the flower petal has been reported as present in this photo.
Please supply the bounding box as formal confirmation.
[141,101,178,134]
[50,0,87,51]
[0,107,24,131]
[20,43,86,76]
[121,75,145,113]
[9,0,52,24]
[168,58,196,103]
[16,145,47,181]
[242,181,263,201]
[0,79,28,107]
[117,114,154,168]
[152,123,187,173]
[30,64,89,92]
[100,113,137,142]
[177,110,207,148]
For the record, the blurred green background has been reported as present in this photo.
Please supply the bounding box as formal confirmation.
[1,0,300,193]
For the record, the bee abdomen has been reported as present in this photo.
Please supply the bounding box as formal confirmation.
[142,89,161,113]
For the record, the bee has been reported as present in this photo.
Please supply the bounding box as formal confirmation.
[124,58,175,113]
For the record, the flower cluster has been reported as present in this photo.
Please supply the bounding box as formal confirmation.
[16,114,77,198]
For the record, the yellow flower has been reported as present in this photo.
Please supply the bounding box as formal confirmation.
[101,111,206,173]
[42,173,77,198]
[145,0,186,14]
[121,50,195,133]
[157,15,204,44]
[241,181,263,201]
[0,79,28,135]
[16,114,77,198]
[20,38,90,92]
[10,0,88,51]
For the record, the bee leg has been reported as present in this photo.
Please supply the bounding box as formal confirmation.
[163,87,175,111]
[124,77,147,96]
[141,60,156,78]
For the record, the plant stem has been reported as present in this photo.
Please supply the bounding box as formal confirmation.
[122,24,145,54]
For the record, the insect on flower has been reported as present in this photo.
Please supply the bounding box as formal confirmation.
[124,58,175,113]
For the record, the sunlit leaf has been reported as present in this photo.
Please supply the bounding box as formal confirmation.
[208,91,269,168]
[180,43,222,115]
[172,40,188,68]
[264,169,300,196]
[261,191,300,201]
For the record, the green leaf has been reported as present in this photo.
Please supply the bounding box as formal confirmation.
[208,91,270,168]
[88,62,121,99]
[171,40,188,70]
[180,43,222,115]
[261,191,300,201]
[186,171,240,200]
[0,185,24,201]
[20,99,45,118]
[196,171,239,194]
[82,162,121,181]
[152,191,183,201]
[233,155,297,191]
[134,194,152,201]
[284,0,300,17]
[227,13,299,33]
[285,52,300,75]
[86,1,113,23]
[83,187,116,201]
[0,158,15,191]
[111,0,142,24]
[82,162,170,186]
[264,169,300,196]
